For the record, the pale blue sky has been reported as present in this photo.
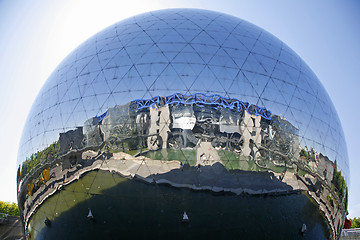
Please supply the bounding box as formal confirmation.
[0,0,359,218]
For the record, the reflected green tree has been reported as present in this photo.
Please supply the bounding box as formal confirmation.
[20,141,60,178]
[332,160,346,201]
[299,147,315,161]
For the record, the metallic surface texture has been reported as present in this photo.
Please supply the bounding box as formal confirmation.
[17,9,348,239]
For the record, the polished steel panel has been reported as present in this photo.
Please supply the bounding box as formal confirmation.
[17,9,348,239]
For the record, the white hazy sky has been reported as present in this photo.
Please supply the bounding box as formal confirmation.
[0,0,359,218]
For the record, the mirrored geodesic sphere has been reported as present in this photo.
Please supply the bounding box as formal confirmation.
[17,8,348,240]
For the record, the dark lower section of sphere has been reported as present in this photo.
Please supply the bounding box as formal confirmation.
[28,170,330,240]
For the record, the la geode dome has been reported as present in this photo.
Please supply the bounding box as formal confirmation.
[17,8,348,240]
[19,8,349,178]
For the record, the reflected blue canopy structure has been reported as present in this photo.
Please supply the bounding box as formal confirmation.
[133,93,272,119]
[17,9,348,240]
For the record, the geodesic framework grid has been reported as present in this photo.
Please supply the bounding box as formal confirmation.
[18,8,348,177]
[17,9,348,240]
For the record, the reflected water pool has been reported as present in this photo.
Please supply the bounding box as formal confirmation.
[29,170,330,240]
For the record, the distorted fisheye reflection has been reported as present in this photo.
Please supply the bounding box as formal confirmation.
[17,9,348,240]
